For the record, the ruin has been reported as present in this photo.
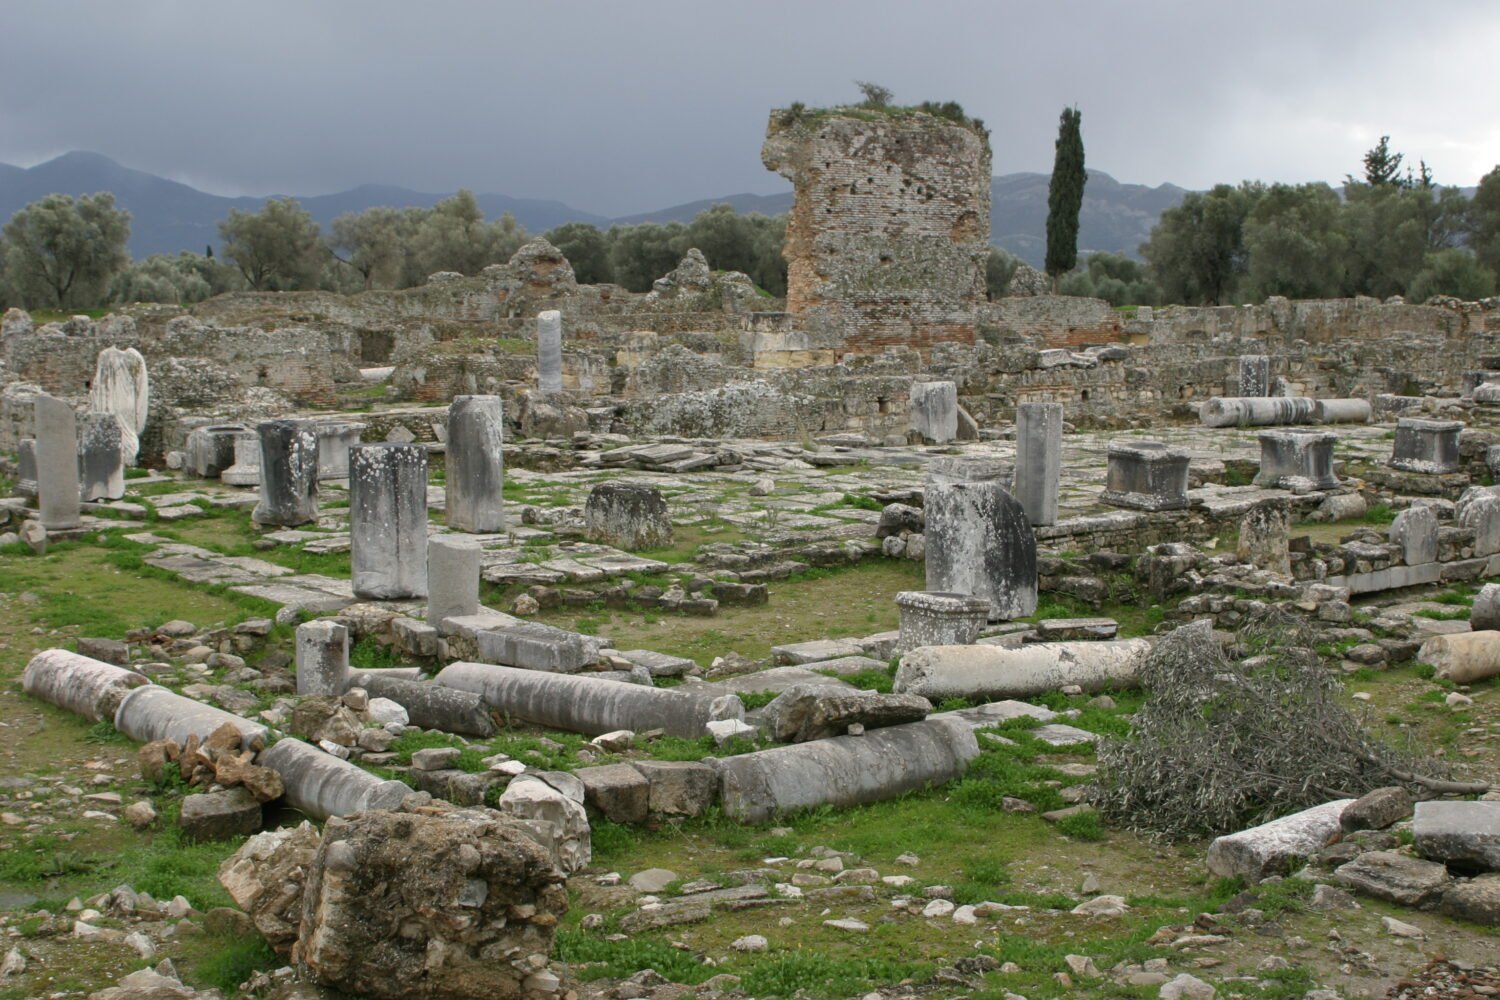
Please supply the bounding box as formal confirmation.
[3,98,1500,1000]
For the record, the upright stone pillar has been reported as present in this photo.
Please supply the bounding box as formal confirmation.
[252,420,319,527]
[15,439,38,497]
[349,443,429,600]
[427,536,481,627]
[1014,402,1063,526]
[924,460,1037,621]
[537,310,563,396]
[78,412,125,502]
[446,395,505,532]
[34,394,81,530]
[296,620,349,696]
[1101,440,1190,511]
[1236,503,1291,576]
[1389,505,1439,565]
[1234,355,1271,397]
[909,382,958,444]
[1390,418,1462,474]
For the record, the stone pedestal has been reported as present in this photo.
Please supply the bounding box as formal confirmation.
[34,394,81,530]
[311,421,366,479]
[349,443,429,600]
[446,395,506,533]
[296,620,349,696]
[1390,418,1462,474]
[1253,428,1339,491]
[1014,401,1063,526]
[15,439,37,497]
[1234,355,1271,397]
[909,381,958,444]
[1390,505,1439,565]
[537,310,563,396]
[924,461,1037,621]
[185,424,248,479]
[1101,440,1190,512]
[252,421,319,527]
[221,431,263,486]
[585,482,672,551]
[78,412,125,502]
[895,591,991,653]
[427,535,480,627]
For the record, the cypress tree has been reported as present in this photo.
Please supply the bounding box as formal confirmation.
[1045,106,1086,284]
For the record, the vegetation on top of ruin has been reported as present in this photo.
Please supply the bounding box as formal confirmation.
[771,81,988,137]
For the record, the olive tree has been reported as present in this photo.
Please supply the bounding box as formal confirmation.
[2,192,131,308]
[219,197,324,291]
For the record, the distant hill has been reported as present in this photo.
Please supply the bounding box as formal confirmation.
[0,152,1188,266]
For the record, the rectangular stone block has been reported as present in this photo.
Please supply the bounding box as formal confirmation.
[475,622,601,672]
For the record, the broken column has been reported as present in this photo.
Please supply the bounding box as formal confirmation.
[113,684,269,746]
[1253,428,1339,491]
[427,535,480,626]
[924,458,1037,620]
[537,310,563,395]
[78,412,125,502]
[1199,396,1315,428]
[296,620,349,696]
[1237,502,1291,576]
[15,439,37,497]
[435,662,743,739]
[349,442,429,600]
[1013,401,1063,526]
[446,394,506,532]
[909,381,958,444]
[894,638,1152,700]
[258,737,410,820]
[221,430,263,486]
[22,648,148,722]
[34,393,81,530]
[1208,800,1355,881]
[1233,355,1271,397]
[1390,417,1463,474]
[715,717,980,823]
[185,424,248,479]
[895,591,991,652]
[585,481,672,551]
[251,420,319,527]
[1101,439,1190,512]
[90,346,149,465]
[349,672,496,737]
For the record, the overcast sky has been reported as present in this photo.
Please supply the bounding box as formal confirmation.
[3,1,1497,217]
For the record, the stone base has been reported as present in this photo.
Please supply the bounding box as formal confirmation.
[1100,489,1189,512]
[1363,467,1471,499]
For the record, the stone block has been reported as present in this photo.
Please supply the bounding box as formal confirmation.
[631,760,718,818]
[179,787,262,842]
[575,763,651,824]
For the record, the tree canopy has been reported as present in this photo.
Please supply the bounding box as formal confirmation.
[1044,107,1086,281]
[2,192,131,308]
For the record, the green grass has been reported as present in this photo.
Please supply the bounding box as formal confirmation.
[186,933,279,992]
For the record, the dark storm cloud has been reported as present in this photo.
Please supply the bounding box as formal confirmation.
[2,0,1497,215]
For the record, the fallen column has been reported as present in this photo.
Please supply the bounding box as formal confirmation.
[1199,396,1315,428]
[1312,399,1372,424]
[1206,799,1354,881]
[434,661,742,739]
[114,684,269,746]
[1418,631,1500,684]
[895,639,1152,701]
[258,737,411,820]
[22,649,149,722]
[349,671,496,737]
[714,717,980,823]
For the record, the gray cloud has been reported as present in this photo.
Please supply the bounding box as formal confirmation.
[2,0,1496,216]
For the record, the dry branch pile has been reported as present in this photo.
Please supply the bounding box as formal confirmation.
[1092,613,1481,839]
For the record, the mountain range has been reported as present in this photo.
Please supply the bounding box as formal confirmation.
[0,152,1189,267]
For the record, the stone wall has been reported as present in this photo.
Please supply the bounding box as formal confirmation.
[763,107,991,359]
